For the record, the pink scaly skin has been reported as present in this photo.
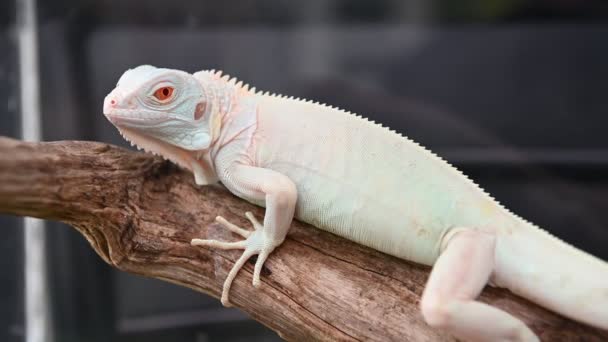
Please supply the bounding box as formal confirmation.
[104,65,608,342]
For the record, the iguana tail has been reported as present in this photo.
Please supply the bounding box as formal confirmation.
[492,223,608,330]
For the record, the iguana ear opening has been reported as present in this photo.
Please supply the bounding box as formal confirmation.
[194,102,206,120]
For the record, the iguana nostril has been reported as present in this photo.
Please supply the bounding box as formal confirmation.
[103,96,118,114]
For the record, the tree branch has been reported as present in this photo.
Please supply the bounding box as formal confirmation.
[0,136,605,341]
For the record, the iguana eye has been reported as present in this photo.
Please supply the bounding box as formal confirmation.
[153,86,174,101]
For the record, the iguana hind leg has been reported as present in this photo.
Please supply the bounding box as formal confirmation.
[420,229,539,342]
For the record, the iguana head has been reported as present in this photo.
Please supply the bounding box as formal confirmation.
[103,65,214,151]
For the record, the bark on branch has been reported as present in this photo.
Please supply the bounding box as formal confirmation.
[0,136,605,341]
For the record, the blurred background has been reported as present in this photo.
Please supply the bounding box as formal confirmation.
[2,0,608,341]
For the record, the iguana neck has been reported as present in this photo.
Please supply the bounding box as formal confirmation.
[197,71,258,163]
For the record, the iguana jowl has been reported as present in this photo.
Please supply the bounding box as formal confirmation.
[103,65,608,341]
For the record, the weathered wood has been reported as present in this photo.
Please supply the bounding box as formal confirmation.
[0,136,605,341]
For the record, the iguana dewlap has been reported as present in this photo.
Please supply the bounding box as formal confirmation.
[103,65,608,342]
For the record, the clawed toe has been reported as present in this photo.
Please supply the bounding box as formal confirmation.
[215,215,251,238]
[252,250,270,288]
[245,211,263,230]
[190,239,246,250]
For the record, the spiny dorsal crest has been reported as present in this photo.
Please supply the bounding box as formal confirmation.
[199,69,550,233]
[200,69,254,96]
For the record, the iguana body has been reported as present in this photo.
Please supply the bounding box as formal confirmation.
[103,66,608,341]
[255,88,519,265]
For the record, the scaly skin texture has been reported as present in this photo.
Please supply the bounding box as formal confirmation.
[104,65,608,342]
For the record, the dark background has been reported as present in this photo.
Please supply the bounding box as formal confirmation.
[2,0,608,341]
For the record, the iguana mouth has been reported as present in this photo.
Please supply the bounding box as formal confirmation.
[104,110,168,126]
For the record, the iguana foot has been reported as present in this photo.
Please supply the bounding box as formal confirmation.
[191,212,275,306]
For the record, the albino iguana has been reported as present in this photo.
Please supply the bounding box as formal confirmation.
[103,65,608,341]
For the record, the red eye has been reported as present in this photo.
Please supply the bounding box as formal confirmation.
[153,87,174,101]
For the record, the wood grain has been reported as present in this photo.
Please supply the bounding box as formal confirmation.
[0,136,605,341]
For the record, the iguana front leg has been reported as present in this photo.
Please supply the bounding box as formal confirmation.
[191,164,297,306]
[420,229,539,342]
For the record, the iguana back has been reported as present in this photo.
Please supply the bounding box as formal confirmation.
[253,93,519,265]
